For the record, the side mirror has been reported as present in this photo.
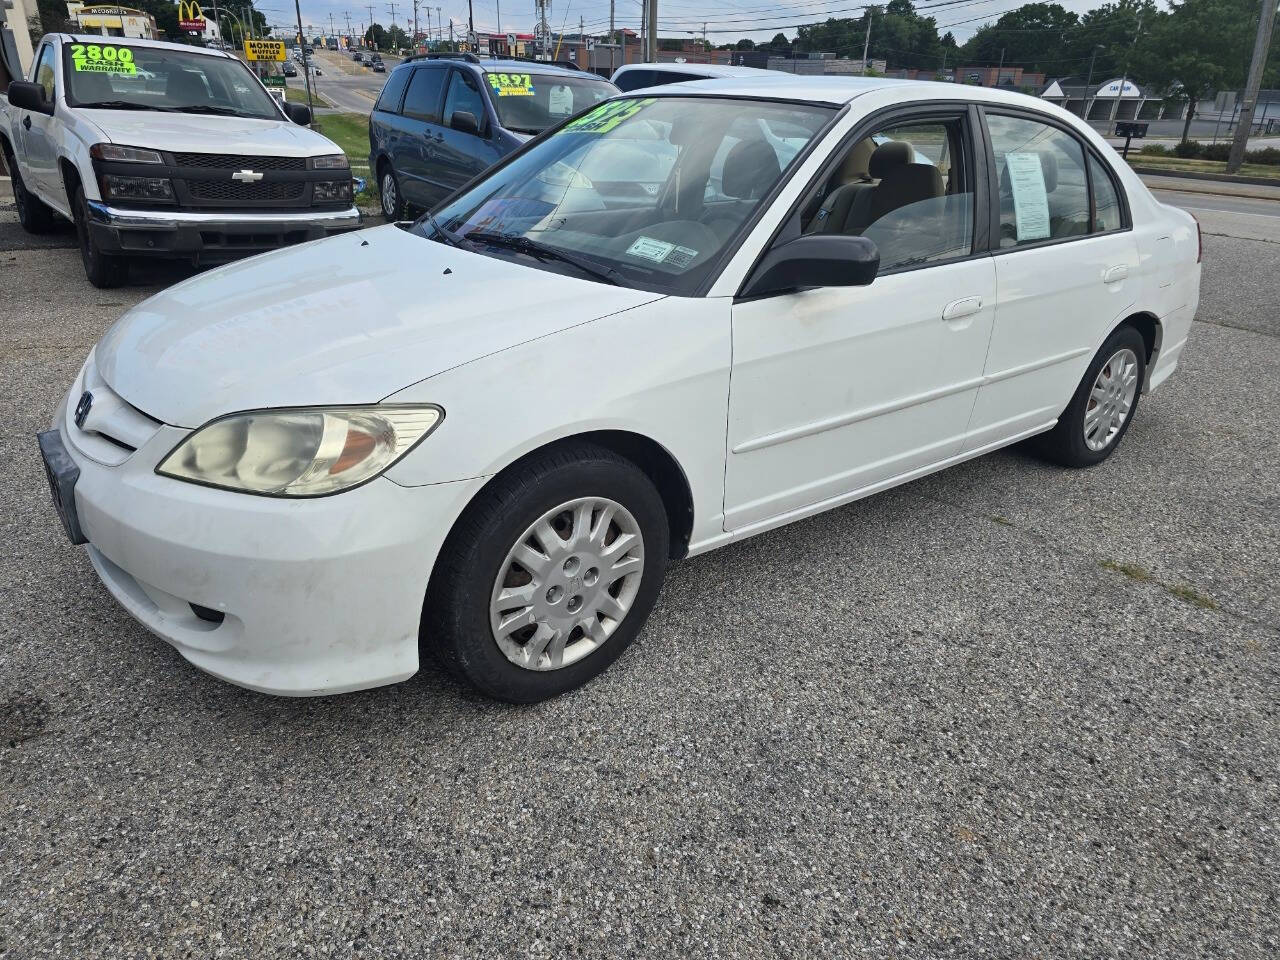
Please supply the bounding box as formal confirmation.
[450,110,480,135]
[8,81,54,116]
[742,234,879,298]
[284,102,311,126]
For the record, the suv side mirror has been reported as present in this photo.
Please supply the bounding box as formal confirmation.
[284,102,311,125]
[450,110,480,135]
[8,81,54,116]
[742,234,879,298]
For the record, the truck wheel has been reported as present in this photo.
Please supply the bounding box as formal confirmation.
[71,185,127,289]
[4,148,56,234]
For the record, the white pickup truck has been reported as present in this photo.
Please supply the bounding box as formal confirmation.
[1,34,360,287]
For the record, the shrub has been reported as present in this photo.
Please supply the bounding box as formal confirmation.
[1246,146,1280,166]
[1199,142,1231,162]
[1172,140,1203,158]
[1139,144,1170,156]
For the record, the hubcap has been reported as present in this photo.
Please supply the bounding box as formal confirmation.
[1084,347,1139,451]
[490,497,645,671]
[381,173,396,216]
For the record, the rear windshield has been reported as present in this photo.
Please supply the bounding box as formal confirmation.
[485,71,614,135]
[61,42,280,120]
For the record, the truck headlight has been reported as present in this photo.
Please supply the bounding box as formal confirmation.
[102,175,174,202]
[312,154,350,169]
[313,179,353,202]
[156,406,443,497]
[91,144,164,164]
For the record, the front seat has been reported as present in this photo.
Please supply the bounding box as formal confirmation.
[165,69,208,104]
[846,140,944,234]
[810,137,877,233]
[705,137,782,240]
[72,72,115,104]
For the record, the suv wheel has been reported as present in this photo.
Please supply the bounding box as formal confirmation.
[380,165,405,221]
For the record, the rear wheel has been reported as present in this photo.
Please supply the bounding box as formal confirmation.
[424,443,669,703]
[4,147,55,234]
[379,164,406,221]
[71,185,127,289]
[1035,324,1146,467]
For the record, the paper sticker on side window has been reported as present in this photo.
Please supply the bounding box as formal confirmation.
[564,98,655,134]
[70,43,137,75]
[487,72,534,97]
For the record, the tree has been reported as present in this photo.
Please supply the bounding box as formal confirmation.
[365,22,387,49]
[1134,0,1257,143]
[386,25,409,50]
[768,32,791,53]
[959,3,1079,74]
[735,38,755,50]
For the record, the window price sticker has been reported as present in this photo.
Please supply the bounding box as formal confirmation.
[70,44,138,76]
[488,72,534,97]
[563,98,655,134]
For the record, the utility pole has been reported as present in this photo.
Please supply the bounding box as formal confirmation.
[860,8,872,75]
[366,4,376,45]
[386,1,399,31]
[411,0,419,45]
[997,46,1005,85]
[1084,44,1103,121]
[467,0,474,37]
[344,11,353,44]
[292,0,315,123]
[1228,0,1277,173]
[436,6,441,43]
[609,0,614,44]
[646,0,656,62]
[1111,12,1143,122]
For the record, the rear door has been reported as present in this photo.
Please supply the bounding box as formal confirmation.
[395,64,449,207]
[433,67,503,195]
[964,109,1140,451]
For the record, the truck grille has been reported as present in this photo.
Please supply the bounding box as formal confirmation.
[173,153,307,171]
[188,180,307,202]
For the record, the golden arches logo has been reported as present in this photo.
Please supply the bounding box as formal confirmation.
[176,0,205,25]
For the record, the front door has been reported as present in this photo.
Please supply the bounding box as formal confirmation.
[724,109,996,532]
[22,43,60,200]
[434,68,502,195]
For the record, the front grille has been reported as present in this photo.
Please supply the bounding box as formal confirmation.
[188,180,306,202]
[173,153,306,171]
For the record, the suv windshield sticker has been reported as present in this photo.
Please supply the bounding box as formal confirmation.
[488,72,534,97]
[563,98,655,134]
[70,44,137,76]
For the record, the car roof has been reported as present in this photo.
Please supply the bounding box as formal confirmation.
[402,57,601,79]
[630,74,1054,110]
[612,63,772,78]
[55,33,235,60]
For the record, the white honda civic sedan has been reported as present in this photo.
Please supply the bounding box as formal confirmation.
[40,77,1201,702]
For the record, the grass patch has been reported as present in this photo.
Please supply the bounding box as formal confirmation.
[1126,154,1280,180]
[283,84,331,107]
[1167,583,1219,610]
[1099,559,1153,581]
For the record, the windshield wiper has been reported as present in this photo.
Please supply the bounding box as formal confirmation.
[171,105,261,118]
[74,100,172,111]
[464,231,624,286]
[422,211,467,248]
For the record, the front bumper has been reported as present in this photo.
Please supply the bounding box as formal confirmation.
[86,200,363,263]
[49,388,485,696]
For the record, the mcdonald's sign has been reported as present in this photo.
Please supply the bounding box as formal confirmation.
[177,0,206,31]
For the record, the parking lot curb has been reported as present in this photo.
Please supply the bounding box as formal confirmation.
[1135,169,1280,201]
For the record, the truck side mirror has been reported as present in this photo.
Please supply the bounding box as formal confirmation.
[8,81,54,116]
[284,102,311,126]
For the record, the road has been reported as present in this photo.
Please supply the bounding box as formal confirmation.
[305,50,395,114]
[0,190,1277,958]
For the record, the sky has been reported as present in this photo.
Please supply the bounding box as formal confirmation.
[266,0,1129,46]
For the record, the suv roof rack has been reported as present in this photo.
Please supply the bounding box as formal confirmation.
[488,55,582,72]
[403,52,481,64]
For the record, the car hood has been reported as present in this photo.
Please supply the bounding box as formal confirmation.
[95,225,664,427]
[81,110,339,156]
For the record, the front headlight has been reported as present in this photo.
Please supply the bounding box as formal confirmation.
[313,179,353,202]
[312,154,350,170]
[90,143,164,164]
[156,406,442,497]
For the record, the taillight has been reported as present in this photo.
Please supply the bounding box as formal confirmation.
[1193,214,1202,263]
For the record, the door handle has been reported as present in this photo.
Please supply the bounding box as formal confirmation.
[1102,264,1128,284]
[942,296,982,321]
[22,114,32,130]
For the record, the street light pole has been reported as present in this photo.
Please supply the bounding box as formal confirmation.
[294,0,315,121]
[860,9,872,75]
[1227,0,1278,173]
[1084,44,1103,121]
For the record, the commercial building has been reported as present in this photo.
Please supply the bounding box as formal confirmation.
[64,3,157,39]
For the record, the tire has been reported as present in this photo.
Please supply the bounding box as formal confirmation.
[423,442,670,703]
[4,147,56,234]
[71,184,127,289]
[1034,324,1147,468]
[379,163,406,222]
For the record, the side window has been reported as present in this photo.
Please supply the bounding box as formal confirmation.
[802,116,974,273]
[375,65,412,113]
[443,69,486,131]
[986,113,1090,247]
[1089,154,1124,233]
[33,44,56,99]
[401,66,446,123]
[613,69,655,92]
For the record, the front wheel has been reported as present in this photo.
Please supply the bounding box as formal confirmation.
[1035,324,1147,467]
[71,185,127,288]
[424,443,670,703]
[379,165,406,222]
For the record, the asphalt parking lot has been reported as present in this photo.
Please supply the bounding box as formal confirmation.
[1,195,1277,958]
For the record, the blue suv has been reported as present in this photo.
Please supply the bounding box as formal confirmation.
[369,54,617,220]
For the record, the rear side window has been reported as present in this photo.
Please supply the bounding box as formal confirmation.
[986,113,1089,247]
[1089,154,1124,232]
[402,66,446,123]
[613,69,656,92]
[375,65,411,113]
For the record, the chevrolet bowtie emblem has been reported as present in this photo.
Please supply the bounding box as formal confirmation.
[232,169,264,183]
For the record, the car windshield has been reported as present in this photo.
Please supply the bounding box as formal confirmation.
[484,71,615,134]
[61,42,281,120]
[419,96,835,295]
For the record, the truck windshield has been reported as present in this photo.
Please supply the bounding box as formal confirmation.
[421,96,836,296]
[485,72,614,134]
[61,42,281,120]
